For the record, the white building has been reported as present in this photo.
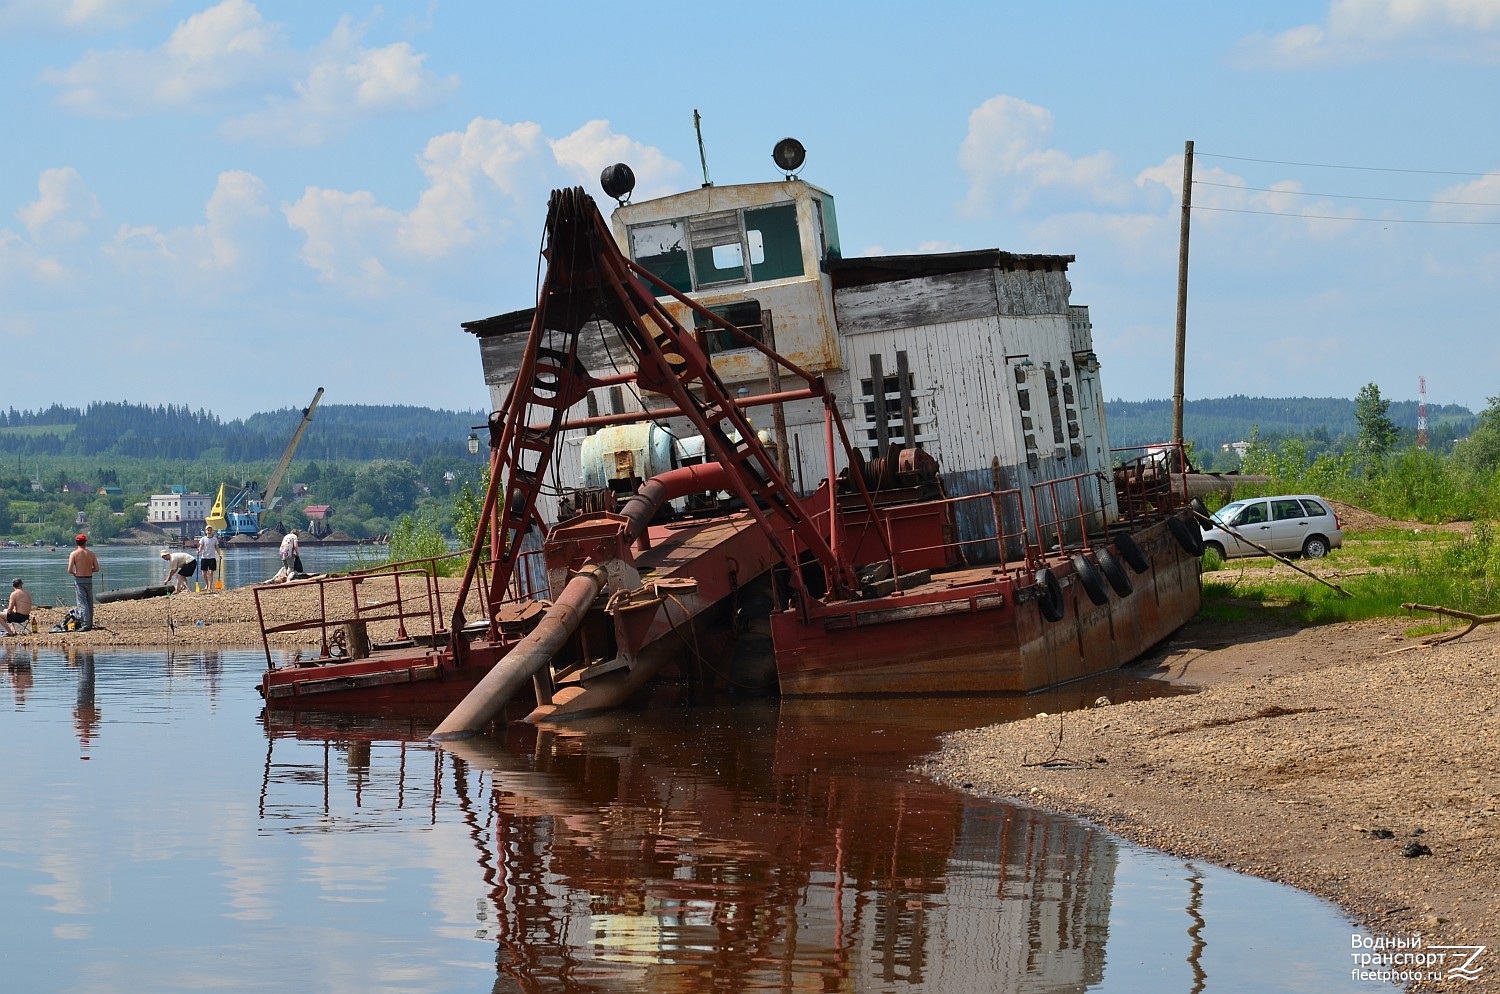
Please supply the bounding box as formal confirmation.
[147,491,213,539]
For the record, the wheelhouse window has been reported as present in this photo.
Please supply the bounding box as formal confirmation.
[694,300,764,355]
[629,201,808,292]
[630,220,691,293]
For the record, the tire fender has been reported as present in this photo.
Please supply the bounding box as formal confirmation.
[1095,546,1134,597]
[1168,515,1205,556]
[1114,533,1150,574]
[1034,567,1065,623]
[1072,554,1110,606]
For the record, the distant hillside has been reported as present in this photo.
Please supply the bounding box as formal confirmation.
[1105,395,1475,465]
[0,401,487,462]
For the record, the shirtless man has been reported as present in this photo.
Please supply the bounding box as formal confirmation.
[67,534,100,631]
[4,579,32,635]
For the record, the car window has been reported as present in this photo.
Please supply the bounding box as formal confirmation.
[1236,501,1267,526]
[1271,499,1307,521]
[1214,502,1245,525]
[1300,498,1329,518]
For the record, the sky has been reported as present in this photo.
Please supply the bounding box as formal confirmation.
[2,0,1498,422]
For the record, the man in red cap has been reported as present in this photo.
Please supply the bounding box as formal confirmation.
[67,533,100,631]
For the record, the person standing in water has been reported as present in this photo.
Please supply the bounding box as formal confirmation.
[66,534,100,631]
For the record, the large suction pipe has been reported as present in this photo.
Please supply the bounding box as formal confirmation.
[619,462,733,543]
[430,563,607,741]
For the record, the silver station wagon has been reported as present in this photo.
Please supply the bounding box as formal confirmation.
[1200,494,1344,560]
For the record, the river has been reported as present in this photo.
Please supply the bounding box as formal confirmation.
[0,645,1394,993]
[0,543,377,606]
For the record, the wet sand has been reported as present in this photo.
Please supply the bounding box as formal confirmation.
[925,617,1500,991]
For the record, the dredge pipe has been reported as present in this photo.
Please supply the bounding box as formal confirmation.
[619,462,734,542]
[429,563,607,741]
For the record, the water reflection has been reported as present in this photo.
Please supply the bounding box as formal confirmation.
[0,652,1388,993]
[258,693,1383,993]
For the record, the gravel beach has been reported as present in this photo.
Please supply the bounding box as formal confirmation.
[924,615,1499,991]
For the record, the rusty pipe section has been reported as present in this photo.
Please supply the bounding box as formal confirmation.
[619,462,734,542]
[429,563,607,741]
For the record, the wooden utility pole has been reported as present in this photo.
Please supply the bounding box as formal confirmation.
[1172,140,1193,448]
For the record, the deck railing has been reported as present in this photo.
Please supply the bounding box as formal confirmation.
[254,547,547,670]
[1110,442,1191,526]
[1028,471,1111,557]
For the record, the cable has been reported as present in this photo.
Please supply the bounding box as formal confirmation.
[1193,180,1500,208]
[1198,152,1495,178]
[1192,205,1500,225]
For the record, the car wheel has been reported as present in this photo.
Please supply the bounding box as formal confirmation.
[1303,535,1330,559]
[1204,541,1225,561]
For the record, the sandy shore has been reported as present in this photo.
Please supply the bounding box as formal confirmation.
[0,574,482,650]
[924,616,1499,991]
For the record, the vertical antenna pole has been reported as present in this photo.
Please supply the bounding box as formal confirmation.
[694,109,712,188]
[1173,139,1193,449]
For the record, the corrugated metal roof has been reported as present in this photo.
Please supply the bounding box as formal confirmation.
[824,249,1074,290]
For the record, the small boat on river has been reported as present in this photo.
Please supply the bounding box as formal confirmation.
[256,140,1202,723]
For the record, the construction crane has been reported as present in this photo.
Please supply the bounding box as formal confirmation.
[208,388,324,537]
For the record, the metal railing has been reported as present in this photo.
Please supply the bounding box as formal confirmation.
[1110,442,1191,526]
[1028,471,1110,557]
[254,547,547,670]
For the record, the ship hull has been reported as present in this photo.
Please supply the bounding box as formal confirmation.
[771,518,1200,696]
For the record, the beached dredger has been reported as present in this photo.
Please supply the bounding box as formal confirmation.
[255,141,1202,728]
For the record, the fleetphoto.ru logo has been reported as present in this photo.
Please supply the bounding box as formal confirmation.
[1351,933,1486,985]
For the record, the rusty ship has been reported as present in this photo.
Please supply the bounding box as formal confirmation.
[256,139,1203,725]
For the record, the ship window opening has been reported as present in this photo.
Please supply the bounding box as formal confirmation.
[630,220,692,293]
[816,195,842,260]
[693,300,765,355]
[744,204,803,281]
[630,200,810,291]
[691,212,747,287]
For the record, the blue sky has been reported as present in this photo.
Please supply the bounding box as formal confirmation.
[2,1,1497,421]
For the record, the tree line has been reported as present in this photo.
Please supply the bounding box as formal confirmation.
[1104,394,1476,470]
[0,401,487,462]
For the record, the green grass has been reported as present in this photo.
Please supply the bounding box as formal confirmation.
[1197,522,1500,636]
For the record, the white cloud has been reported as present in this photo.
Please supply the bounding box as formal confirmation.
[283,187,404,295]
[17,166,100,243]
[286,117,683,291]
[220,14,457,147]
[1136,154,1362,239]
[1429,172,1500,221]
[959,94,1129,217]
[1235,0,1500,67]
[41,1,455,144]
[0,0,165,33]
[42,0,285,115]
[106,169,272,275]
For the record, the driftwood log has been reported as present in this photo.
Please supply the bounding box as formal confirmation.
[1401,602,1500,645]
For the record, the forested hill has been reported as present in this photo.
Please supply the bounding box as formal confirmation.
[1105,395,1476,459]
[0,402,487,461]
[0,396,1477,466]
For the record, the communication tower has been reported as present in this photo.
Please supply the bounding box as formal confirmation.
[1417,376,1428,449]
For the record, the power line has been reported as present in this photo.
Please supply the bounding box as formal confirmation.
[1193,180,1500,208]
[1192,205,1500,225]
[1198,152,1495,178]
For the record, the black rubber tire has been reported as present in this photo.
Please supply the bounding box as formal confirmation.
[1168,515,1205,556]
[1095,546,1133,597]
[1190,496,1210,522]
[1204,541,1226,561]
[1072,554,1110,606]
[1114,533,1150,574]
[1302,535,1330,559]
[1034,567,1065,623]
